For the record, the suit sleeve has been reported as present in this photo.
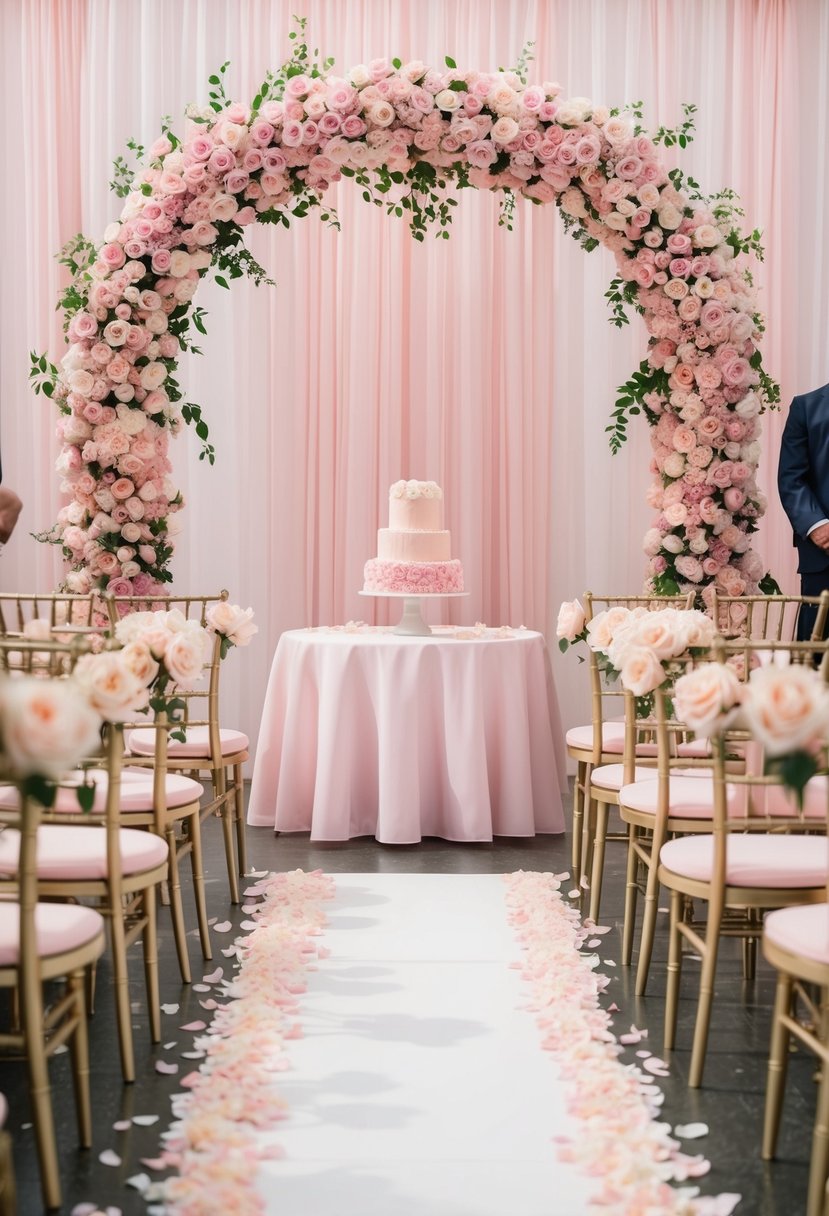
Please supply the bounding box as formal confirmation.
[777,396,828,539]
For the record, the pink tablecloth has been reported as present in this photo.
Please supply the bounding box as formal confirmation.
[248,626,566,844]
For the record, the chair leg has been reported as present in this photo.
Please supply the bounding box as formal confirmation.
[571,762,585,876]
[143,885,161,1044]
[22,979,61,1211]
[188,813,213,962]
[580,782,596,888]
[588,801,609,923]
[219,792,240,905]
[108,910,135,1084]
[67,969,93,1147]
[762,971,794,1160]
[808,1049,829,1216]
[234,763,248,877]
[166,828,192,984]
[635,847,664,998]
[688,900,724,1088]
[664,889,684,1053]
[621,825,640,966]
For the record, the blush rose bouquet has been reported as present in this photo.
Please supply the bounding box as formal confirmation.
[114,608,213,740]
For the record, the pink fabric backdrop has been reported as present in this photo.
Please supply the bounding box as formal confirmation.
[1,0,828,757]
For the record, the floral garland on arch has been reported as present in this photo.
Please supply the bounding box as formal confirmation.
[31,23,779,601]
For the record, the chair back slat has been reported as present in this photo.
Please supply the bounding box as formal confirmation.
[710,591,829,643]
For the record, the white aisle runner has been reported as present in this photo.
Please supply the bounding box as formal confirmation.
[256,873,595,1216]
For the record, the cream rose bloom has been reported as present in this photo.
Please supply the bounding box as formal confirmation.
[73,652,150,722]
[620,647,666,696]
[0,676,102,778]
[743,664,829,757]
[673,662,743,736]
[164,631,208,689]
[206,602,259,647]
[119,640,160,686]
[555,599,586,643]
[114,612,159,646]
[586,606,635,653]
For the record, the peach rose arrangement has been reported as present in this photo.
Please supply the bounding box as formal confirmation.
[114,608,213,739]
[32,19,776,605]
[674,660,829,801]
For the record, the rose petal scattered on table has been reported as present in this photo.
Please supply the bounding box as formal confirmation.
[212,921,233,934]
[675,1122,709,1139]
[179,1020,207,1032]
[131,1115,159,1127]
[154,1060,178,1075]
[99,1149,121,1167]
[160,1003,179,1015]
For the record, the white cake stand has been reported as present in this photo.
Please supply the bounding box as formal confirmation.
[359,591,469,636]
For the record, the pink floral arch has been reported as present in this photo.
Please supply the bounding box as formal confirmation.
[32,30,778,604]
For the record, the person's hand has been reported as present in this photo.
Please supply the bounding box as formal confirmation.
[810,522,829,551]
[0,487,22,544]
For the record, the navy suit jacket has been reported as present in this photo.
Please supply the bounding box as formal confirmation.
[778,382,829,574]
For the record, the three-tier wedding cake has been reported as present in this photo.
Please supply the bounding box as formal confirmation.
[362,480,464,594]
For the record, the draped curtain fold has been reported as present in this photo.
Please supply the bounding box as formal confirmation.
[0,0,825,753]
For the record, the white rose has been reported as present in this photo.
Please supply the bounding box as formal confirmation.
[743,664,829,756]
[490,116,520,144]
[662,534,685,554]
[115,404,147,435]
[114,612,158,646]
[121,522,142,543]
[657,203,683,231]
[138,482,158,502]
[693,276,714,299]
[586,606,634,653]
[67,369,95,395]
[434,89,461,112]
[139,362,167,391]
[66,569,92,593]
[169,250,191,278]
[625,608,687,659]
[0,677,102,777]
[555,599,586,643]
[693,224,723,249]
[349,64,370,87]
[735,392,761,419]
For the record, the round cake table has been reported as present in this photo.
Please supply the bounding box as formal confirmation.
[247,626,567,844]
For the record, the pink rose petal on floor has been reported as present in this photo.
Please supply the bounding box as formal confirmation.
[567,889,580,899]
[240,919,258,929]
[221,946,238,957]
[191,984,211,992]
[607,1002,619,1012]
[212,920,233,933]
[181,1050,205,1060]
[99,1149,121,1167]
[579,876,590,889]
[72,1205,100,1216]
[202,967,224,983]
[154,1060,179,1075]
[140,1157,168,1171]
[199,998,218,1010]
[179,1020,207,1032]
[112,1119,131,1131]
[675,1121,709,1139]
[160,1003,179,1015]
[587,939,601,948]
[126,1173,151,1192]
[131,1115,159,1127]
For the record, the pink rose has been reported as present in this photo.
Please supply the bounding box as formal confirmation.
[723,488,746,511]
[100,242,126,269]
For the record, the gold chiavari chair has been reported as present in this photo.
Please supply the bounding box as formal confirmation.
[710,590,829,643]
[0,591,105,676]
[0,653,169,1081]
[761,868,829,1216]
[0,1092,15,1216]
[660,638,829,1089]
[567,591,695,887]
[0,766,106,1211]
[106,591,250,903]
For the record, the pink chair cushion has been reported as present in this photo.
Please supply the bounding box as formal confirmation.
[566,722,709,759]
[565,722,626,753]
[0,825,168,881]
[127,726,249,759]
[0,901,104,966]
[620,775,717,819]
[0,770,203,815]
[764,904,829,966]
[591,764,659,792]
[660,833,829,888]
